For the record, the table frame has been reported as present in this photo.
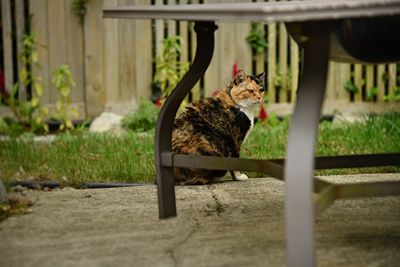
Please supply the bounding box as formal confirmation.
[104,4,400,266]
[154,20,400,267]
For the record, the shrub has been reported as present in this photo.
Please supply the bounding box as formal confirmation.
[121,100,159,132]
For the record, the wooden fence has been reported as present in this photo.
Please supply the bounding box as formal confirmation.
[1,0,399,118]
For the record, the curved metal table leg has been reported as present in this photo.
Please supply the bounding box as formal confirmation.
[155,21,218,219]
[285,26,330,266]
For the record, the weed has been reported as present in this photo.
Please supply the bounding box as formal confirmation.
[121,100,159,132]
[246,22,268,55]
[0,195,33,222]
[51,65,79,131]
[153,36,189,98]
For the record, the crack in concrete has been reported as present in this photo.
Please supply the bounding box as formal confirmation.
[208,185,225,217]
[165,186,225,266]
[165,210,200,267]
[165,248,177,266]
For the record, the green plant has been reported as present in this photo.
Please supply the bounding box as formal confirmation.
[366,86,378,101]
[121,100,159,132]
[273,65,292,92]
[6,32,49,133]
[265,112,281,127]
[344,80,359,94]
[246,22,268,55]
[394,86,400,101]
[153,36,189,98]
[72,0,89,24]
[51,65,79,131]
[383,86,400,102]
[0,117,9,134]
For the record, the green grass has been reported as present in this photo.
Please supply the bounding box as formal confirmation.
[1,113,400,186]
[242,113,400,176]
[0,132,155,186]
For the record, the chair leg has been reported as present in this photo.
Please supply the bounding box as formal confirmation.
[155,21,218,219]
[285,26,330,266]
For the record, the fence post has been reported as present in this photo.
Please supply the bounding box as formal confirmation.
[267,19,276,103]
[84,0,105,117]
[279,22,288,102]
[15,0,26,101]
[377,64,386,102]
[1,0,13,96]
[388,64,397,101]
[354,64,363,102]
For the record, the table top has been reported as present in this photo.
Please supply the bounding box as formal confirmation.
[103,0,400,23]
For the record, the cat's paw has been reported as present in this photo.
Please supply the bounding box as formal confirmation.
[233,171,248,181]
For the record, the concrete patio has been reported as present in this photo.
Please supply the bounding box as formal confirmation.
[0,174,399,267]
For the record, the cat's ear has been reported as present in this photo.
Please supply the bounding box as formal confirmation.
[233,70,247,85]
[256,72,265,84]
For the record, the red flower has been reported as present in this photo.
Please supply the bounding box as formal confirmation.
[259,102,268,121]
[232,62,239,78]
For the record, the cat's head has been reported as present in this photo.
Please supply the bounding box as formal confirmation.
[227,70,265,108]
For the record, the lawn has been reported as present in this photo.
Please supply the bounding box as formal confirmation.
[1,113,400,187]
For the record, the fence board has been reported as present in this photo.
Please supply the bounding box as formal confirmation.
[134,0,152,100]
[267,21,276,103]
[66,0,84,104]
[333,62,343,100]
[377,64,385,102]
[154,0,164,61]
[189,0,202,99]
[179,0,189,66]
[178,0,190,102]
[84,0,105,116]
[103,0,120,107]
[235,0,252,75]
[48,0,68,103]
[1,0,13,95]
[326,61,335,101]
[255,39,265,75]
[202,0,220,97]
[366,65,374,101]
[167,0,176,36]
[219,22,236,85]
[118,0,135,102]
[278,22,288,102]
[339,63,350,102]
[255,0,269,75]
[388,64,397,100]
[354,64,362,102]
[290,37,299,102]
[15,0,26,101]
[30,0,51,104]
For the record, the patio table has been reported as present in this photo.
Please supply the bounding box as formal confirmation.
[103,1,400,266]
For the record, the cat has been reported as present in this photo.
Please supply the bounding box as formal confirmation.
[172,70,265,185]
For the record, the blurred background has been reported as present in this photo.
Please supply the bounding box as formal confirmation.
[1,0,399,121]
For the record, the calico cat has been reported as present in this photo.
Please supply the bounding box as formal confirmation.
[172,70,265,185]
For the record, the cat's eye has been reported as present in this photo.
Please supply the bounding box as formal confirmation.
[247,89,254,93]
[260,88,264,93]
